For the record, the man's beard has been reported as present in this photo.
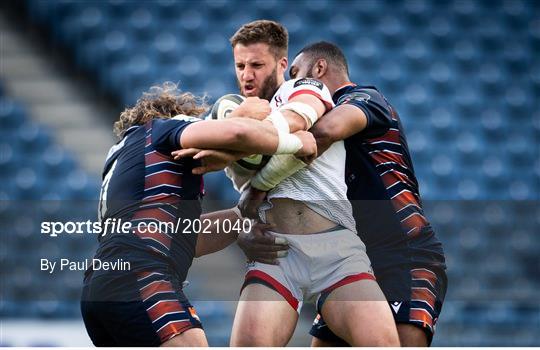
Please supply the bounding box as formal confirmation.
[237,66,279,101]
[304,61,316,79]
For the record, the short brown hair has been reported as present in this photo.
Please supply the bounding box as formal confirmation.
[230,19,288,59]
[113,82,207,138]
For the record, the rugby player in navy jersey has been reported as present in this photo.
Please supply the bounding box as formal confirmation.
[80,82,317,347]
[286,41,448,346]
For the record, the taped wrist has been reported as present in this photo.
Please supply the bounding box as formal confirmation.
[279,102,319,129]
[265,110,290,133]
[250,154,307,191]
[275,131,303,154]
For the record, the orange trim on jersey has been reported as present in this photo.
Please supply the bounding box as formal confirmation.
[368,129,400,144]
[146,151,172,165]
[142,194,181,204]
[289,90,333,112]
[145,171,183,190]
[157,320,194,343]
[242,270,300,311]
[393,190,420,208]
[411,268,438,287]
[407,227,421,238]
[381,171,410,189]
[147,300,185,322]
[371,151,404,166]
[133,228,172,249]
[411,287,437,311]
[410,308,433,329]
[139,280,175,301]
[335,82,356,91]
[401,212,429,231]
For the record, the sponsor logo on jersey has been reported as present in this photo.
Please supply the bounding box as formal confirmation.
[274,94,283,108]
[338,91,371,105]
[294,78,323,90]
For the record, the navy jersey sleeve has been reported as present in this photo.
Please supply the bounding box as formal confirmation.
[336,87,393,139]
[151,116,200,153]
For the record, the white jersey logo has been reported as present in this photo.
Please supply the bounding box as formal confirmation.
[391,302,403,314]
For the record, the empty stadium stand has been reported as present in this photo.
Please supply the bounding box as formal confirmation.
[0,0,538,346]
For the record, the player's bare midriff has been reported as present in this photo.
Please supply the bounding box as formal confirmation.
[264,198,337,235]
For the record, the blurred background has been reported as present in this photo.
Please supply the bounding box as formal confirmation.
[0,0,538,346]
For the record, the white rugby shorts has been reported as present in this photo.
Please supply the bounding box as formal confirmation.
[241,228,375,313]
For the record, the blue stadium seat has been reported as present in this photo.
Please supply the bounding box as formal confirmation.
[16,122,52,155]
[402,37,429,70]
[126,7,155,42]
[429,61,456,94]
[0,98,28,129]
[42,145,77,177]
[379,15,404,48]
[427,14,453,49]
[453,39,481,71]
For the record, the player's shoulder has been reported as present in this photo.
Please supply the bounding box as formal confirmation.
[154,114,201,125]
[336,84,386,106]
[151,115,200,131]
[282,78,326,91]
[273,78,334,110]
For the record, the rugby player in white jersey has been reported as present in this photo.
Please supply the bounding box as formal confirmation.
[176,20,399,346]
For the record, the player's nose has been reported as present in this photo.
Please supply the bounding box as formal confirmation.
[242,67,255,81]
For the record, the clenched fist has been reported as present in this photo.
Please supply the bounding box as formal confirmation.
[229,97,271,121]
[293,130,317,163]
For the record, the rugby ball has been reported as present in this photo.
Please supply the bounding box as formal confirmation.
[210,94,245,120]
[210,94,270,170]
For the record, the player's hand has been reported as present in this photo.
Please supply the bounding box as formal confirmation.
[238,186,267,219]
[237,222,289,265]
[293,130,317,163]
[229,97,271,120]
[171,148,249,174]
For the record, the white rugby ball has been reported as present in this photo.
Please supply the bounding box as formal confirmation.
[210,94,245,120]
[210,94,270,171]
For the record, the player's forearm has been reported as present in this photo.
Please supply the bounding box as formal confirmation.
[250,154,307,191]
[280,94,327,132]
[311,104,368,155]
[195,208,242,258]
[225,118,280,154]
[225,118,308,158]
[179,118,303,154]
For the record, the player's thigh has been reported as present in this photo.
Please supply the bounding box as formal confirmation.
[320,279,399,347]
[397,323,428,347]
[230,283,299,346]
[161,328,208,347]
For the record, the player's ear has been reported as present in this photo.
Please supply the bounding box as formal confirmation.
[314,59,328,78]
[278,56,288,71]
